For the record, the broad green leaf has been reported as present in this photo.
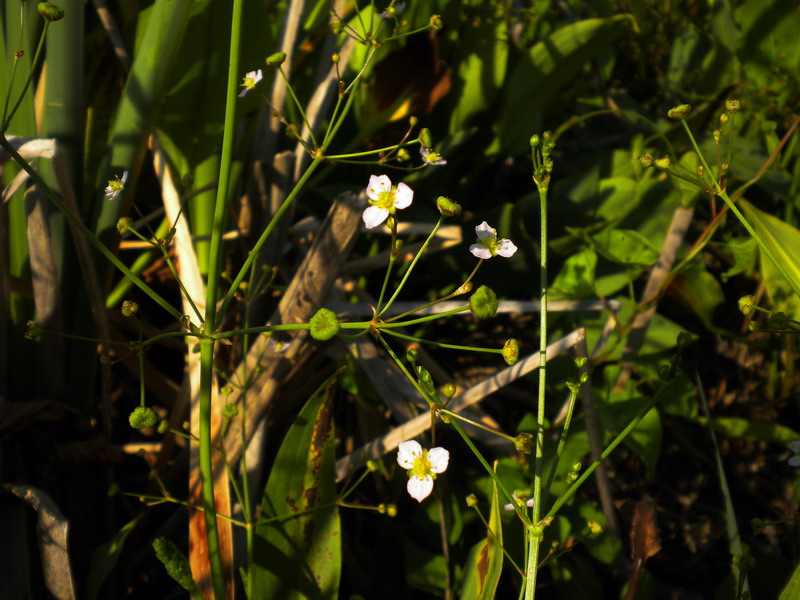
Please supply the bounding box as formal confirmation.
[589,228,659,266]
[552,248,597,299]
[251,375,341,600]
[602,395,662,479]
[739,200,800,314]
[719,237,757,281]
[492,15,633,155]
[88,514,144,600]
[671,268,725,330]
[698,417,800,445]
[779,562,800,600]
[460,464,503,600]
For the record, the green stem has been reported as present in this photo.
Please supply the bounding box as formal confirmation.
[277,65,318,149]
[378,306,470,328]
[542,386,580,502]
[381,328,502,354]
[2,21,49,132]
[378,216,445,317]
[680,119,800,298]
[438,408,516,443]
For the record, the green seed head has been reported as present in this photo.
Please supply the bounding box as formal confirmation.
[469,285,498,319]
[129,406,158,430]
[436,196,461,217]
[502,339,520,366]
[38,2,65,21]
[309,308,340,340]
[266,51,287,67]
[667,104,691,119]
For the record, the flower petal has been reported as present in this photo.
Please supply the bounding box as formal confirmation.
[470,244,492,260]
[407,475,434,502]
[789,455,800,467]
[475,221,496,240]
[393,182,414,209]
[503,496,535,511]
[427,447,449,473]
[496,239,518,258]
[397,440,423,469]
[363,206,389,229]
[367,174,391,201]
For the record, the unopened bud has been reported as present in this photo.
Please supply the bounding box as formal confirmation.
[406,346,419,363]
[38,2,65,21]
[441,383,456,399]
[720,113,729,125]
[502,339,520,366]
[331,53,340,64]
[466,493,478,507]
[726,99,740,113]
[667,104,691,119]
[409,116,418,127]
[654,155,671,169]
[738,295,756,316]
[530,134,540,148]
[429,14,443,29]
[386,504,397,517]
[638,153,654,168]
[366,460,378,472]
[588,520,603,535]
[157,420,169,434]
[266,51,287,67]
[436,196,461,217]
[117,217,134,234]
[514,432,533,454]
[121,300,138,317]
[419,128,433,149]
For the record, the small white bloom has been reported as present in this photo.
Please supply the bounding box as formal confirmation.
[790,440,800,467]
[469,221,518,259]
[503,493,535,511]
[238,69,263,98]
[380,1,406,19]
[363,174,414,229]
[420,146,447,166]
[397,440,449,502]
[105,171,129,201]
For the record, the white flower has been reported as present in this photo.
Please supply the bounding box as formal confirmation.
[790,440,800,467]
[420,146,447,166]
[105,171,129,201]
[397,440,449,502]
[363,174,413,229]
[238,69,263,98]
[469,221,518,259]
[380,1,406,19]
[503,493,534,511]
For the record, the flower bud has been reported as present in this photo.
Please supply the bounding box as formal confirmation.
[157,420,169,434]
[116,217,133,234]
[129,406,158,430]
[386,504,397,517]
[429,14,443,30]
[738,295,755,316]
[38,2,65,21]
[419,128,433,149]
[748,321,760,333]
[222,402,238,418]
[25,320,42,341]
[331,53,340,64]
[406,346,419,363]
[514,432,533,454]
[713,130,721,143]
[436,196,461,217]
[469,285,498,319]
[654,155,671,169]
[266,51,287,67]
[530,134,540,148]
[466,493,479,507]
[638,153,654,168]
[309,308,340,340]
[726,99,740,113]
[378,503,386,514]
[440,383,456,400]
[575,357,587,369]
[366,460,378,472]
[720,113,729,125]
[502,339,520,366]
[667,104,691,119]
[409,116,418,127]
[587,520,603,535]
[121,300,138,317]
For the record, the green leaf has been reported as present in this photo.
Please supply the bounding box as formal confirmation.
[698,417,800,445]
[602,394,662,479]
[719,237,757,281]
[552,248,597,299]
[88,514,144,600]
[589,228,659,266]
[251,373,341,600]
[672,268,725,330]
[460,464,503,600]
[779,562,800,600]
[492,15,633,155]
[739,200,800,314]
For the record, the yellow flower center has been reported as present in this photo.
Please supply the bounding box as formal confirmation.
[371,189,395,210]
[410,451,431,478]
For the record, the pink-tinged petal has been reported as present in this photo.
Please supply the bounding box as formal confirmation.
[393,182,414,209]
[427,447,449,473]
[470,244,492,260]
[238,88,250,98]
[363,206,389,229]
[407,475,434,502]
[789,455,800,467]
[397,440,423,469]
[496,239,518,258]
[366,174,392,201]
[791,440,800,453]
[503,496,535,511]
[475,221,496,240]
